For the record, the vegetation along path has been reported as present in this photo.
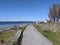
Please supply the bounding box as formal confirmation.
[21,25,53,45]
[8,30,22,45]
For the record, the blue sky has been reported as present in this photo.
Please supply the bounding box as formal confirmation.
[0,0,60,21]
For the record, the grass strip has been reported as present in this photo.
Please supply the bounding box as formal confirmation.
[0,30,16,45]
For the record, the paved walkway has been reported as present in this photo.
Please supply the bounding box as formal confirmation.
[22,25,53,45]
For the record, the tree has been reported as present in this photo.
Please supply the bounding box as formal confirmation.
[48,4,60,22]
[58,5,60,20]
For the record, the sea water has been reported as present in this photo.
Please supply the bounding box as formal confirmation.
[0,21,33,28]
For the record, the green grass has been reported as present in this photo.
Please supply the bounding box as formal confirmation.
[0,30,16,45]
[11,26,27,31]
[34,25,60,45]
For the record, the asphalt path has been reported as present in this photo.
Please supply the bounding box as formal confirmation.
[22,25,53,45]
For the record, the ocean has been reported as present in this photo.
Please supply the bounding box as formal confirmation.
[0,21,34,28]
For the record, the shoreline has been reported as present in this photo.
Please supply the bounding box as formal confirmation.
[0,24,27,32]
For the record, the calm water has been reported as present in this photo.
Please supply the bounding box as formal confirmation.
[0,21,33,28]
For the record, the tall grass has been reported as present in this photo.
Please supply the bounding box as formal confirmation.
[34,24,60,45]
